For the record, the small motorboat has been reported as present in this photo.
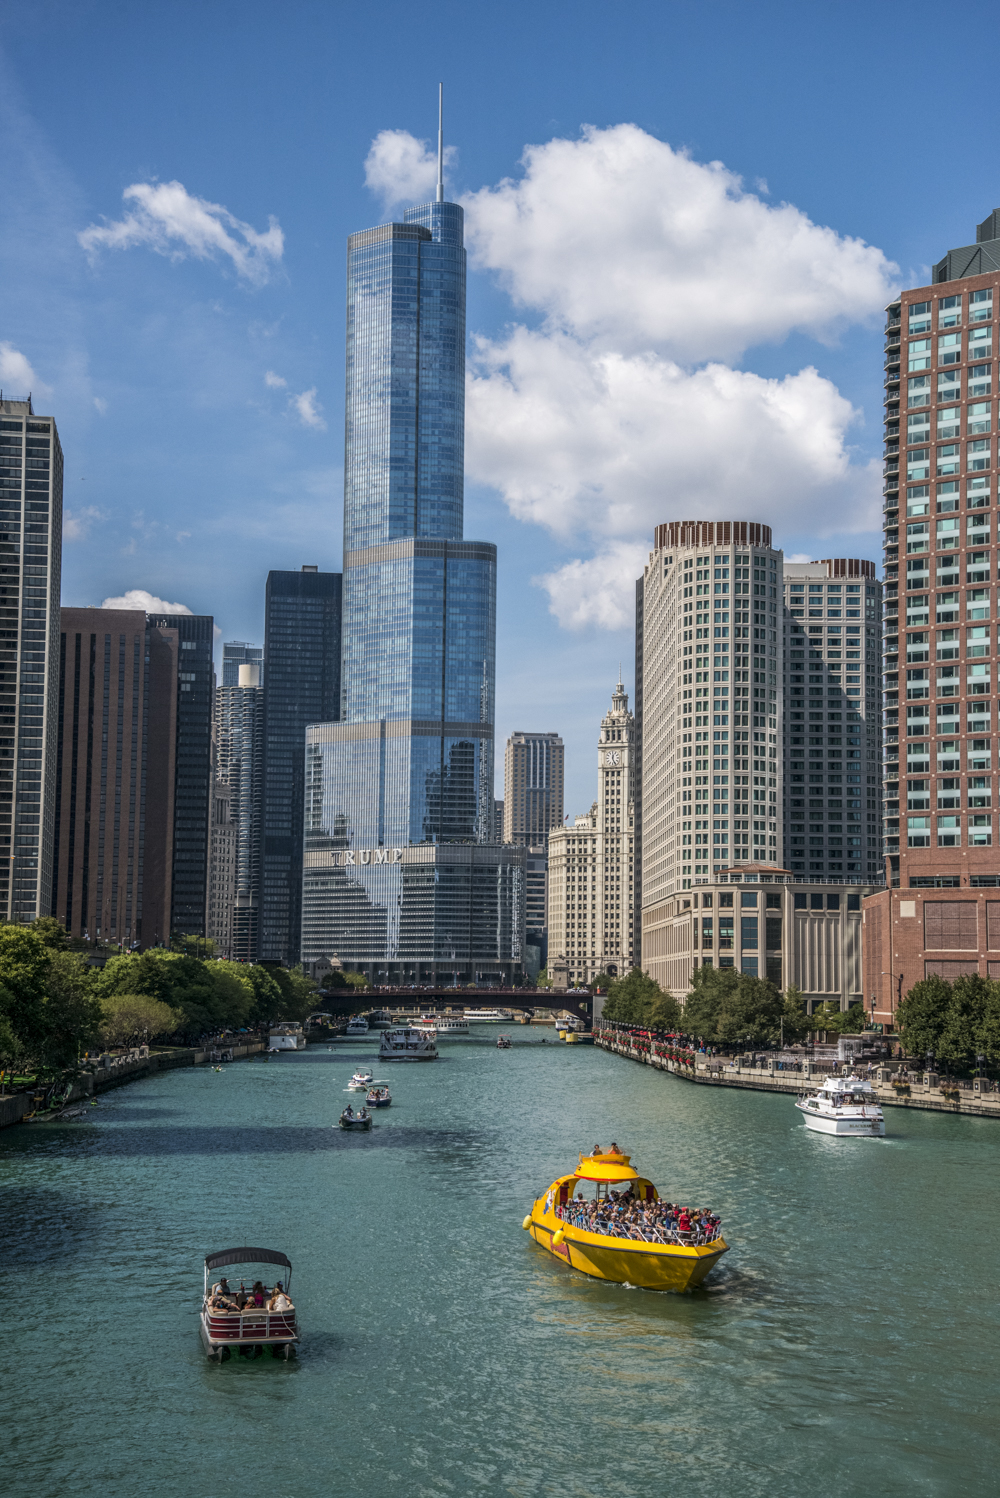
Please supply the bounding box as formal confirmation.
[199,1247,298,1361]
[497,1034,512,1050]
[366,1086,392,1108]
[339,1105,372,1131]
[347,1069,374,1090]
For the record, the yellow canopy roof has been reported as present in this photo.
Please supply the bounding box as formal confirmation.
[573,1150,640,1183]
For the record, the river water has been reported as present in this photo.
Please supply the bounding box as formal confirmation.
[2,1029,995,1497]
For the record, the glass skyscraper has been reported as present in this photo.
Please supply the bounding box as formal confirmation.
[301,198,524,982]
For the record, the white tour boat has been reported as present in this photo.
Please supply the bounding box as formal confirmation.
[379,1026,439,1062]
[268,1023,306,1052]
[345,1016,370,1036]
[435,1015,469,1037]
[464,1007,513,1023]
[795,1074,885,1137]
[367,1009,394,1030]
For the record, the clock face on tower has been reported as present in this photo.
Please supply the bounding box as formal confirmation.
[604,750,621,766]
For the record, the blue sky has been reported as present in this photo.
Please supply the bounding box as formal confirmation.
[2,0,998,815]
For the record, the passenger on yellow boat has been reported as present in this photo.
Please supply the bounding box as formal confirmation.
[556,1194,723,1246]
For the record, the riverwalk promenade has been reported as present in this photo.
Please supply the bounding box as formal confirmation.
[0,1038,265,1129]
[595,1027,1000,1120]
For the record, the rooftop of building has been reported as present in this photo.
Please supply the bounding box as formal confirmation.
[933,208,1000,283]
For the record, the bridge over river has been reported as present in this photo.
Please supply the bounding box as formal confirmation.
[315,987,596,1023]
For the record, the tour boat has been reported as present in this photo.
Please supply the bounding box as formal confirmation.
[796,1074,885,1137]
[367,1009,394,1030]
[523,1149,728,1292]
[268,1023,306,1051]
[200,1247,298,1361]
[465,1007,512,1022]
[347,1069,374,1090]
[431,1014,469,1037]
[379,1026,439,1061]
[366,1086,392,1107]
[339,1106,372,1130]
[345,1016,370,1036]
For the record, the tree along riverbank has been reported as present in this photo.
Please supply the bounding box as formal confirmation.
[595,1026,1000,1120]
[0,1039,267,1129]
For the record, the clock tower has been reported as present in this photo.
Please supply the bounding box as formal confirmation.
[546,680,638,991]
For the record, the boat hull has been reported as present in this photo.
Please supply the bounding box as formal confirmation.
[339,1116,372,1130]
[797,1107,885,1137]
[527,1206,727,1291]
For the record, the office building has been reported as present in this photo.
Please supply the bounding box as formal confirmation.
[0,398,63,923]
[866,209,1000,1024]
[645,865,878,1009]
[547,681,637,985]
[636,520,783,939]
[259,566,342,965]
[300,156,523,982]
[221,641,262,687]
[503,732,564,846]
[52,607,178,945]
[146,611,214,938]
[781,559,883,881]
[208,663,263,960]
[494,799,504,842]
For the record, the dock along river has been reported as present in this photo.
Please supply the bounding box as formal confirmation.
[2,1029,998,1497]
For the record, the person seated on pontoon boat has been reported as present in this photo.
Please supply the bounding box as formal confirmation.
[268,1284,293,1313]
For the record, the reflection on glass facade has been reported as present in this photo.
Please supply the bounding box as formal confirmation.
[301,196,522,979]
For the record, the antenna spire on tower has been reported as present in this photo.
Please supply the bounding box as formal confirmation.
[436,82,444,203]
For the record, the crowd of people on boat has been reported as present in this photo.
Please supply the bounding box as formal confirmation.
[555,1189,722,1246]
[207,1277,293,1314]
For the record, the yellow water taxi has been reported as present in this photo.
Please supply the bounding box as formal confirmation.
[523,1149,728,1292]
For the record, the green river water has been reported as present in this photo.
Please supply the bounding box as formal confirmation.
[1,1029,995,1497]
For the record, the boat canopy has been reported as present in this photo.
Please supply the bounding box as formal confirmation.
[574,1151,640,1184]
[205,1247,292,1271]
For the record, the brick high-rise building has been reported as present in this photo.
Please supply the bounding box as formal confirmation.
[866,209,1000,1027]
[52,607,178,946]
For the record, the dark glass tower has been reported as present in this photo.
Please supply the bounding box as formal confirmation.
[146,611,214,938]
[301,188,523,982]
[260,567,342,964]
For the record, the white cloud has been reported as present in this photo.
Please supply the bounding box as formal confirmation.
[264,370,287,388]
[536,542,649,632]
[101,588,192,614]
[291,387,326,430]
[364,129,457,209]
[79,180,285,287]
[0,341,52,399]
[63,505,108,541]
[785,552,814,564]
[467,328,878,541]
[93,396,107,415]
[458,123,892,630]
[463,124,897,362]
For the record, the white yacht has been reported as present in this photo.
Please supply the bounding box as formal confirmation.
[796,1074,885,1137]
[464,1007,513,1023]
[379,1026,439,1062]
[268,1023,306,1051]
[345,1016,370,1037]
[347,1069,374,1090]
